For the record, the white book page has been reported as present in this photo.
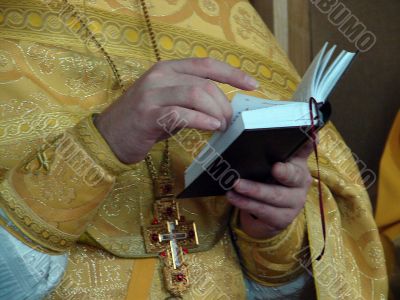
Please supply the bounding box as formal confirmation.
[316,51,356,100]
[292,42,355,103]
[314,45,337,94]
[290,42,328,102]
[241,102,318,129]
[230,94,287,124]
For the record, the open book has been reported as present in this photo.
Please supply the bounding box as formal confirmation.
[177,43,357,198]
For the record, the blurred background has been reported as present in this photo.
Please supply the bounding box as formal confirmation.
[252,0,400,205]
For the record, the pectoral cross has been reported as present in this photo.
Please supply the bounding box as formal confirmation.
[144,195,199,297]
[143,144,200,296]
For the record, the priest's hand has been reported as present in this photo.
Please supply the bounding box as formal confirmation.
[94,58,258,164]
[227,141,314,239]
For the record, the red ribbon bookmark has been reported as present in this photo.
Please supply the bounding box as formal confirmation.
[309,98,326,261]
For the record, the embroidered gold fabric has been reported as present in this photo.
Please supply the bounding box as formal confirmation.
[46,243,135,300]
[0,0,388,299]
[305,123,388,299]
[46,231,246,300]
[0,117,117,252]
[72,115,138,175]
[375,111,400,297]
[231,208,307,285]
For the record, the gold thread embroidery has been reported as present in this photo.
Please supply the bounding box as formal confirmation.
[0,112,83,145]
[0,178,78,252]
[0,0,298,99]
[72,116,138,175]
[231,209,307,285]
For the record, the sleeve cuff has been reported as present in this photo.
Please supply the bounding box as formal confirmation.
[231,208,307,286]
[71,114,138,175]
[0,114,133,253]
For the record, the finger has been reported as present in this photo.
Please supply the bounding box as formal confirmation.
[182,77,233,128]
[199,79,233,128]
[142,73,233,129]
[151,85,228,129]
[240,211,285,237]
[226,191,295,231]
[272,161,312,188]
[292,139,314,160]
[156,106,222,133]
[162,58,259,91]
[233,178,304,208]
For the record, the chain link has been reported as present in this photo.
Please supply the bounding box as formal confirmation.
[138,0,170,184]
[62,0,170,185]
[139,0,162,62]
[61,0,124,90]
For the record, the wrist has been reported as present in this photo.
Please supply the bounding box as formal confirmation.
[231,208,307,285]
[93,113,131,164]
[239,210,284,239]
[80,114,138,174]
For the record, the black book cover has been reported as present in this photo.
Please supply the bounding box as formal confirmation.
[177,101,331,199]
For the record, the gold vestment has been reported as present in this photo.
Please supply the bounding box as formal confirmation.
[376,111,400,298]
[0,1,387,299]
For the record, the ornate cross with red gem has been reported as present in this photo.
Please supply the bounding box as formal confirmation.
[143,177,199,296]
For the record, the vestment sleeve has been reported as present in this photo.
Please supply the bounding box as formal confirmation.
[231,208,307,286]
[232,122,388,299]
[0,115,135,253]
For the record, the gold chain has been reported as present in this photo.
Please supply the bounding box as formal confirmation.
[139,0,162,62]
[137,0,171,185]
[61,0,169,185]
[60,0,124,90]
[59,2,191,296]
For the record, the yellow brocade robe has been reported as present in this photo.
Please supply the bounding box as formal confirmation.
[0,0,387,299]
[376,111,400,297]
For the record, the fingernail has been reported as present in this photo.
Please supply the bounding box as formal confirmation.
[246,76,259,89]
[209,118,221,130]
[220,119,227,131]
[233,179,240,187]
[226,191,235,200]
[236,180,247,193]
[278,162,288,177]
